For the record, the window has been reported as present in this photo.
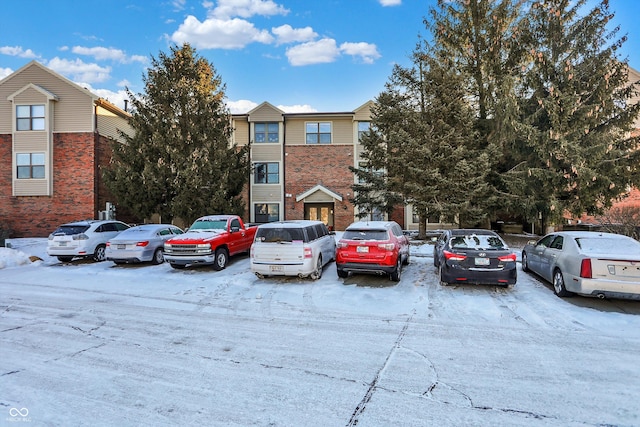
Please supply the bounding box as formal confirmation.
[255,123,279,143]
[357,161,384,184]
[254,162,279,184]
[254,204,280,223]
[16,105,45,131]
[358,121,370,142]
[306,122,331,144]
[16,153,45,179]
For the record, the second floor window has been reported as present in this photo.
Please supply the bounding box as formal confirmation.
[17,152,45,179]
[255,122,279,143]
[358,122,370,142]
[306,122,331,144]
[16,105,45,131]
[254,162,279,184]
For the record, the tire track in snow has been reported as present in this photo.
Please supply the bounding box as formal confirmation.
[347,310,415,426]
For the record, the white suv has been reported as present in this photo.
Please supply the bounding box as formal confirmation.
[47,220,130,262]
[251,220,336,280]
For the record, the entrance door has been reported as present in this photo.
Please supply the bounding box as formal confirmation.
[305,203,334,230]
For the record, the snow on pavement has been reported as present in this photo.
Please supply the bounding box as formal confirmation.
[1,238,640,426]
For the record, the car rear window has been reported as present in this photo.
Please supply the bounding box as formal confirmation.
[576,237,640,255]
[450,234,506,250]
[52,225,90,236]
[256,227,306,243]
[343,230,389,241]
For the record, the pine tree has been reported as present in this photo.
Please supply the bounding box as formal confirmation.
[511,0,640,227]
[103,44,250,225]
[352,41,489,237]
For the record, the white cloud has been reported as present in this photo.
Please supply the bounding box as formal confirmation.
[379,0,401,6]
[71,46,147,64]
[339,42,381,64]
[171,15,274,49]
[0,67,14,80]
[46,57,111,83]
[209,0,289,19]
[0,46,38,59]
[286,38,340,66]
[272,24,317,46]
[227,99,258,114]
[277,104,317,113]
[86,85,131,111]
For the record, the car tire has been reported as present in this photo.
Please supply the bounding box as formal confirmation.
[57,256,73,263]
[151,248,164,265]
[553,269,573,297]
[337,269,348,278]
[310,256,323,280]
[522,252,530,272]
[170,263,186,269]
[93,244,107,262]
[439,265,449,286]
[213,248,229,271]
[403,252,410,265]
[390,257,402,282]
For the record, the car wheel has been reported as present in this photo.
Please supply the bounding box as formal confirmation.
[403,252,410,265]
[170,263,186,270]
[337,269,348,278]
[522,252,530,272]
[310,256,323,280]
[151,248,164,265]
[553,269,573,297]
[390,257,402,281]
[213,248,229,271]
[439,265,449,286]
[57,256,73,263]
[93,244,107,262]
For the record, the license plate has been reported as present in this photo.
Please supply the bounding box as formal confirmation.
[59,241,67,247]
[357,246,369,253]
[117,244,126,250]
[475,257,490,266]
[270,265,284,272]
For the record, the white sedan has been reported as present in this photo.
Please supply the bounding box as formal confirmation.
[522,231,640,300]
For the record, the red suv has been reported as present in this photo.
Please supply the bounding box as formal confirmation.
[336,221,410,281]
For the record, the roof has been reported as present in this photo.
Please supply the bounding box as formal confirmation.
[257,220,324,229]
[346,221,398,230]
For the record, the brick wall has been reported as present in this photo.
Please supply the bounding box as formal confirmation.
[0,132,98,237]
[284,144,355,230]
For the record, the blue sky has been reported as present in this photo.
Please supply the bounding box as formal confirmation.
[1,0,639,114]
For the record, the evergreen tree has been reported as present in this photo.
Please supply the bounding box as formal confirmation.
[510,0,640,227]
[352,41,489,237]
[103,44,250,225]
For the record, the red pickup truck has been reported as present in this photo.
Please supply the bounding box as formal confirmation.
[163,215,258,270]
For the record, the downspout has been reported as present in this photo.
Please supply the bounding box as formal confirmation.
[282,119,287,220]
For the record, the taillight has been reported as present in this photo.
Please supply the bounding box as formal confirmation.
[336,241,348,249]
[580,258,592,278]
[106,242,111,247]
[73,233,88,240]
[444,250,466,261]
[498,253,517,262]
[304,247,313,259]
[136,241,149,247]
[377,243,395,251]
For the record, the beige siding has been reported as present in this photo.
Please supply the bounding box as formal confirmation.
[251,143,281,161]
[96,105,132,143]
[249,103,284,122]
[0,62,95,134]
[232,119,250,146]
[13,131,47,150]
[13,179,49,196]
[251,185,283,200]
[353,101,373,121]
[284,119,306,145]
[332,119,355,145]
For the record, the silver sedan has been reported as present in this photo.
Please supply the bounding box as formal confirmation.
[522,231,640,300]
[106,224,184,265]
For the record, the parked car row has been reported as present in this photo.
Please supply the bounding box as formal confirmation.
[45,219,640,299]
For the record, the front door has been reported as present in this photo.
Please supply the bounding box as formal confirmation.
[305,203,334,230]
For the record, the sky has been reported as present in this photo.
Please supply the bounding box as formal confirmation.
[2,237,640,425]
[1,0,639,114]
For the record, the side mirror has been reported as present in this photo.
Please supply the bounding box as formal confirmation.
[230,226,240,233]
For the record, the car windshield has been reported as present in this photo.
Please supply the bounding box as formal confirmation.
[575,237,640,255]
[188,219,227,232]
[343,230,388,241]
[52,225,90,236]
[450,234,506,250]
[256,227,306,243]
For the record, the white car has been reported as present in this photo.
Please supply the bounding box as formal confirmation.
[47,220,130,262]
[106,224,184,265]
[251,220,336,280]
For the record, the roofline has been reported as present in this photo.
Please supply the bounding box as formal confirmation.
[95,97,131,119]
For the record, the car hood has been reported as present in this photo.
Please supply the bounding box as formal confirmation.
[165,230,225,244]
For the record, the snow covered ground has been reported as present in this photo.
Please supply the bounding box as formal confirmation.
[1,237,640,426]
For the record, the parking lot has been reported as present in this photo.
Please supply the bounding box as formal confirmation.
[1,239,640,426]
